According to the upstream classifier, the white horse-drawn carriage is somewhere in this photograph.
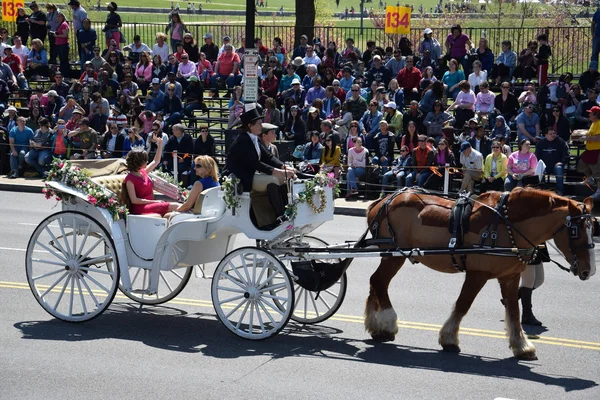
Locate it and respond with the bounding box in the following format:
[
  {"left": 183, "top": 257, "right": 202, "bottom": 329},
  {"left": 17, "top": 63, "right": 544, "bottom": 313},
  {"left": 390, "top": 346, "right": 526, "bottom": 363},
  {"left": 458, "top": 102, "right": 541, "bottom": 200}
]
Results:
[{"left": 27, "top": 171, "right": 347, "bottom": 340}]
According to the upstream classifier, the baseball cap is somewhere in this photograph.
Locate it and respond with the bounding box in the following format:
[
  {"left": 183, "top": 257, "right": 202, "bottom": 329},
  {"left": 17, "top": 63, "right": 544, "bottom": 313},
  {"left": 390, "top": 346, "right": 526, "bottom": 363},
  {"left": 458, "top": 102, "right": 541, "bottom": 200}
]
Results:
[
  {"left": 291, "top": 78, "right": 301, "bottom": 85},
  {"left": 188, "top": 75, "right": 199, "bottom": 82},
  {"left": 151, "top": 78, "right": 160, "bottom": 84},
  {"left": 384, "top": 102, "right": 397, "bottom": 110},
  {"left": 6, "top": 106, "right": 17, "bottom": 112},
  {"left": 47, "top": 90, "right": 58, "bottom": 97},
  {"left": 203, "top": 32, "right": 213, "bottom": 39},
  {"left": 424, "top": 28, "right": 433, "bottom": 35},
  {"left": 460, "top": 141, "right": 472, "bottom": 152},
  {"left": 300, "top": 34, "right": 308, "bottom": 40},
  {"left": 223, "top": 36, "right": 231, "bottom": 41}
]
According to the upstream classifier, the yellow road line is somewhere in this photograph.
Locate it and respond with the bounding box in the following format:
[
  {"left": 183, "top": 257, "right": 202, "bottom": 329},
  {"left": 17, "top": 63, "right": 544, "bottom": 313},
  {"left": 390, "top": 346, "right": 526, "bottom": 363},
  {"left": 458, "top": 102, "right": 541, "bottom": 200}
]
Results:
[{"left": 2, "top": 280, "right": 599, "bottom": 351}]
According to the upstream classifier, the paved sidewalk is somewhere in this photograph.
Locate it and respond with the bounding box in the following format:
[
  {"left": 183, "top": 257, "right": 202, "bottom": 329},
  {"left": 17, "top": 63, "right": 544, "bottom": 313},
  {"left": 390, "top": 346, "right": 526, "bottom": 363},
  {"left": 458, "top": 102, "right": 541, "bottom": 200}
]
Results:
[{"left": 0, "top": 175, "right": 373, "bottom": 216}]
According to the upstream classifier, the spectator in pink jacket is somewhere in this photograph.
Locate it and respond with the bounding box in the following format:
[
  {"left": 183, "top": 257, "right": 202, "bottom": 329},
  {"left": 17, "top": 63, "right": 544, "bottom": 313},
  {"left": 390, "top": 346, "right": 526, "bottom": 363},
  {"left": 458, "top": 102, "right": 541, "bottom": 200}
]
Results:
[{"left": 135, "top": 50, "right": 153, "bottom": 95}]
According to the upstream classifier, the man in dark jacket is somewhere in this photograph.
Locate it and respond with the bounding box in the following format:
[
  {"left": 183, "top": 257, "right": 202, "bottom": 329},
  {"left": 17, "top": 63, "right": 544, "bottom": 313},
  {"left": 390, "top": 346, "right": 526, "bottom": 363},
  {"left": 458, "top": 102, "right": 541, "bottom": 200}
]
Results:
[
  {"left": 164, "top": 123, "right": 194, "bottom": 182},
  {"left": 346, "top": 83, "right": 368, "bottom": 121},
  {"left": 469, "top": 125, "right": 492, "bottom": 159},
  {"left": 372, "top": 120, "right": 395, "bottom": 173},
  {"left": 200, "top": 33, "right": 219, "bottom": 63},
  {"left": 535, "top": 129, "right": 569, "bottom": 195},
  {"left": 99, "top": 124, "right": 125, "bottom": 158}
]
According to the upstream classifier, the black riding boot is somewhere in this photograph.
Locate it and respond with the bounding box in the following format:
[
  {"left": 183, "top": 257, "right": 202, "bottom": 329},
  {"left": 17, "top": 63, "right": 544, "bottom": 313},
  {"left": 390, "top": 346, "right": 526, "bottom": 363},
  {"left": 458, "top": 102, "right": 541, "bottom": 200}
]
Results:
[
  {"left": 520, "top": 287, "right": 542, "bottom": 326},
  {"left": 266, "top": 183, "right": 285, "bottom": 219},
  {"left": 279, "top": 184, "right": 289, "bottom": 207}
]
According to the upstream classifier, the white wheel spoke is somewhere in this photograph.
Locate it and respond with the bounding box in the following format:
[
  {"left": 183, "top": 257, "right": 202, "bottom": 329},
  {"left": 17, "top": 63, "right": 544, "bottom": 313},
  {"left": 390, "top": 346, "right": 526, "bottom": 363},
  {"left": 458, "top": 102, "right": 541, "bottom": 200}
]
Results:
[
  {"left": 255, "top": 303, "right": 265, "bottom": 334},
  {"left": 222, "top": 269, "right": 247, "bottom": 289},
  {"left": 77, "top": 237, "right": 105, "bottom": 263},
  {"left": 318, "top": 294, "right": 332, "bottom": 310},
  {"left": 68, "top": 277, "right": 75, "bottom": 317},
  {"left": 159, "top": 271, "right": 174, "bottom": 293},
  {"left": 294, "top": 288, "right": 305, "bottom": 313},
  {"left": 235, "top": 301, "right": 251, "bottom": 330},
  {"left": 76, "top": 223, "right": 91, "bottom": 257},
  {"left": 142, "top": 270, "right": 148, "bottom": 299},
  {"left": 225, "top": 298, "right": 247, "bottom": 319},
  {"left": 257, "top": 299, "right": 276, "bottom": 325},
  {"left": 32, "top": 259, "right": 65, "bottom": 267},
  {"left": 324, "top": 288, "right": 340, "bottom": 299},
  {"left": 39, "top": 271, "right": 69, "bottom": 298},
  {"left": 240, "top": 255, "right": 252, "bottom": 285},
  {"left": 303, "top": 286, "right": 308, "bottom": 319},
  {"left": 170, "top": 269, "right": 184, "bottom": 280},
  {"left": 44, "top": 226, "right": 68, "bottom": 258},
  {"left": 58, "top": 219, "right": 73, "bottom": 257},
  {"left": 72, "top": 219, "right": 77, "bottom": 260},
  {"left": 259, "top": 282, "right": 288, "bottom": 293},
  {"left": 258, "top": 298, "right": 285, "bottom": 317},
  {"left": 79, "top": 274, "right": 100, "bottom": 307},
  {"left": 228, "top": 260, "right": 247, "bottom": 286},
  {"left": 251, "top": 253, "right": 258, "bottom": 285},
  {"left": 32, "top": 268, "right": 65, "bottom": 281},
  {"left": 81, "top": 272, "right": 111, "bottom": 294},
  {"left": 261, "top": 293, "right": 290, "bottom": 302},
  {"left": 216, "top": 286, "right": 246, "bottom": 294},
  {"left": 79, "top": 254, "right": 114, "bottom": 267},
  {"left": 219, "top": 294, "right": 245, "bottom": 305},
  {"left": 35, "top": 241, "right": 67, "bottom": 263},
  {"left": 78, "top": 266, "right": 114, "bottom": 276},
  {"left": 52, "top": 275, "right": 71, "bottom": 312},
  {"left": 130, "top": 267, "right": 143, "bottom": 287},
  {"left": 75, "top": 276, "right": 88, "bottom": 315},
  {"left": 310, "top": 292, "right": 320, "bottom": 317},
  {"left": 255, "top": 259, "right": 269, "bottom": 287},
  {"left": 249, "top": 303, "right": 254, "bottom": 334}
]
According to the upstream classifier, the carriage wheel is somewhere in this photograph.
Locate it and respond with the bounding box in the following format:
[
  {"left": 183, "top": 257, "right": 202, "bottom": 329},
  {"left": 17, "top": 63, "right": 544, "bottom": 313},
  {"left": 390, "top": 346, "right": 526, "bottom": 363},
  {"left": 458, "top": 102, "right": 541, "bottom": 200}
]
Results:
[
  {"left": 212, "top": 247, "right": 294, "bottom": 340},
  {"left": 280, "top": 235, "right": 348, "bottom": 324},
  {"left": 119, "top": 265, "right": 193, "bottom": 305},
  {"left": 26, "top": 211, "right": 120, "bottom": 322}
]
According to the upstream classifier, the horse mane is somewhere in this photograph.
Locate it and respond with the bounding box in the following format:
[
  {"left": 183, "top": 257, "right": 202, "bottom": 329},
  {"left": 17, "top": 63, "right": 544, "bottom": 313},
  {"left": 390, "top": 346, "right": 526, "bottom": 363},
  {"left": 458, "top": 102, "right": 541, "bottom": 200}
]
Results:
[{"left": 503, "top": 187, "right": 571, "bottom": 222}]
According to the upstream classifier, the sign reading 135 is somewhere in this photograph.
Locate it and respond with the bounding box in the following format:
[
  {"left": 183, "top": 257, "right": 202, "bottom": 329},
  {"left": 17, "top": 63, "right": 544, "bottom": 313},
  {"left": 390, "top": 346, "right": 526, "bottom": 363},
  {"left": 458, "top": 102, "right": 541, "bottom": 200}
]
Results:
[
  {"left": 385, "top": 6, "right": 411, "bottom": 34},
  {"left": 2, "top": 0, "right": 24, "bottom": 22}
]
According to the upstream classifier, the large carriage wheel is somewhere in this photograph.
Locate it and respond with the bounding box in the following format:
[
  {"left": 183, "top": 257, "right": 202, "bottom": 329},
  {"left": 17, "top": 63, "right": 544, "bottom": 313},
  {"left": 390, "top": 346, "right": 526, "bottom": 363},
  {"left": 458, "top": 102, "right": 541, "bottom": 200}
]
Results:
[
  {"left": 281, "top": 236, "right": 348, "bottom": 324},
  {"left": 119, "top": 264, "right": 193, "bottom": 305},
  {"left": 26, "top": 211, "right": 120, "bottom": 322},
  {"left": 212, "top": 247, "right": 294, "bottom": 340}
]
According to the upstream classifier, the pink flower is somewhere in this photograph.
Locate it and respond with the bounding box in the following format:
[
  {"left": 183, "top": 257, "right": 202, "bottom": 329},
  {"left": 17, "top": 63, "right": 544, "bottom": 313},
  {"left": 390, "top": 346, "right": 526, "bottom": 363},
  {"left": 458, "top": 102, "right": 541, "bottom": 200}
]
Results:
[
  {"left": 82, "top": 181, "right": 87, "bottom": 186},
  {"left": 87, "top": 195, "right": 97, "bottom": 205},
  {"left": 327, "top": 172, "right": 334, "bottom": 179},
  {"left": 55, "top": 196, "right": 61, "bottom": 201},
  {"left": 108, "top": 198, "right": 115, "bottom": 205},
  {"left": 58, "top": 163, "right": 64, "bottom": 169}
]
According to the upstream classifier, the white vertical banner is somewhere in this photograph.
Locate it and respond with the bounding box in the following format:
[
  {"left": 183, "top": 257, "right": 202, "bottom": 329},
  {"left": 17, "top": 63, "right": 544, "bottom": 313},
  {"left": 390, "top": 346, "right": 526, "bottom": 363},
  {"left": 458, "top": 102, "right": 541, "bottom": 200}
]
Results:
[{"left": 244, "top": 48, "right": 260, "bottom": 102}]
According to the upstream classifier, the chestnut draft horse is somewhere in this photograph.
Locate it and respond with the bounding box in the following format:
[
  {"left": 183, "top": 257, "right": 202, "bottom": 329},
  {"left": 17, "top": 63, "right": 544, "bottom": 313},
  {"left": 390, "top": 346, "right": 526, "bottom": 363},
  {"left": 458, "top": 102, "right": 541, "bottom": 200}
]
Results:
[{"left": 364, "top": 187, "right": 596, "bottom": 359}]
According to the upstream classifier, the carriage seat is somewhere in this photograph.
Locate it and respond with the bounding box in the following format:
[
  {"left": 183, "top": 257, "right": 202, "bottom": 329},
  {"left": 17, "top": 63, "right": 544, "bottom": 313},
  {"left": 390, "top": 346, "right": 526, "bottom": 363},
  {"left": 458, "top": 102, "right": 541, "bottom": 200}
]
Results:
[
  {"left": 169, "top": 187, "right": 225, "bottom": 225},
  {"left": 92, "top": 174, "right": 127, "bottom": 198}
]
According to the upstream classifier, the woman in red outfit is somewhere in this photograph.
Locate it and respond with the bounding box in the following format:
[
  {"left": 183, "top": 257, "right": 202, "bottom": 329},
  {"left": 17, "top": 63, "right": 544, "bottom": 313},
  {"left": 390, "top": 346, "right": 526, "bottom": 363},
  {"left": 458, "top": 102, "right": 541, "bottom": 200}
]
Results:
[{"left": 121, "top": 137, "right": 179, "bottom": 217}]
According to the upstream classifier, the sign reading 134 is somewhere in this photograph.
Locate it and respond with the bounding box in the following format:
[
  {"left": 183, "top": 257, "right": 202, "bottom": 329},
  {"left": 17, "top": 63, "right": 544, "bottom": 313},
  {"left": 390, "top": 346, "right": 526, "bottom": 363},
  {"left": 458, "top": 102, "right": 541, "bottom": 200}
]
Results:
[
  {"left": 2, "top": 0, "right": 24, "bottom": 22},
  {"left": 384, "top": 6, "right": 411, "bottom": 34}
]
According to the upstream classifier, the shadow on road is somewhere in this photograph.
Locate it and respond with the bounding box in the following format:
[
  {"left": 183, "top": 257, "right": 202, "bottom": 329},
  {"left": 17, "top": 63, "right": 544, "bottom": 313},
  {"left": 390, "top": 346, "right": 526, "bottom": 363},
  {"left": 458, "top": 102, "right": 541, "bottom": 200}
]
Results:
[{"left": 14, "top": 303, "right": 598, "bottom": 393}]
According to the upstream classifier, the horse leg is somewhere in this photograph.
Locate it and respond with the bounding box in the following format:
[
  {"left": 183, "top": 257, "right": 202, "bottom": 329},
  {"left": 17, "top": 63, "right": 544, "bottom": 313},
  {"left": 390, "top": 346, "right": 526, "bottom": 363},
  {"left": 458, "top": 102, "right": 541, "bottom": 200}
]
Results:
[
  {"left": 364, "top": 256, "right": 405, "bottom": 342},
  {"left": 439, "top": 270, "right": 491, "bottom": 353},
  {"left": 498, "top": 274, "right": 537, "bottom": 360}
]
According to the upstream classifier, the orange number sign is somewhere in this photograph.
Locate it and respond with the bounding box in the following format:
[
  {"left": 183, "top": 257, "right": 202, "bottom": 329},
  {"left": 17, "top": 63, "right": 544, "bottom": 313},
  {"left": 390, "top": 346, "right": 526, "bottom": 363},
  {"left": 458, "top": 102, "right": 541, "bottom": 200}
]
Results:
[
  {"left": 2, "top": 0, "right": 23, "bottom": 22},
  {"left": 385, "top": 6, "right": 411, "bottom": 35}
]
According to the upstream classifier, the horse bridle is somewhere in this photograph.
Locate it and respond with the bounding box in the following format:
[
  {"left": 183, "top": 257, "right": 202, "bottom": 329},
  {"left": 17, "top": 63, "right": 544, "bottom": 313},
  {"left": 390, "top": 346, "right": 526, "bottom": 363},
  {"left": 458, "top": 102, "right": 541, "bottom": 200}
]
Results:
[{"left": 549, "top": 202, "right": 596, "bottom": 274}]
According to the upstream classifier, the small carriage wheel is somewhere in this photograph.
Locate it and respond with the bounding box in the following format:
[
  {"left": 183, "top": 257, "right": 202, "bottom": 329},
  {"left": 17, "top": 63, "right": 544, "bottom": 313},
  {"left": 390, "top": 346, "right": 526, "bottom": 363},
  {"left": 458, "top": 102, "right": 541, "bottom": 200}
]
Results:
[
  {"left": 118, "top": 265, "right": 193, "bottom": 305},
  {"left": 26, "top": 211, "right": 120, "bottom": 322},
  {"left": 212, "top": 247, "right": 295, "bottom": 340},
  {"left": 280, "top": 236, "right": 348, "bottom": 324}
]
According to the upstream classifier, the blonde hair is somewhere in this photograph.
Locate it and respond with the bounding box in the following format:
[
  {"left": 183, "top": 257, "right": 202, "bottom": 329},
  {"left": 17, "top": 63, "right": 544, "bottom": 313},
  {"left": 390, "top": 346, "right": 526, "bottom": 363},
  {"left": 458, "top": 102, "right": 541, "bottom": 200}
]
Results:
[
  {"left": 156, "top": 32, "right": 168, "bottom": 42},
  {"left": 194, "top": 155, "right": 219, "bottom": 182}
]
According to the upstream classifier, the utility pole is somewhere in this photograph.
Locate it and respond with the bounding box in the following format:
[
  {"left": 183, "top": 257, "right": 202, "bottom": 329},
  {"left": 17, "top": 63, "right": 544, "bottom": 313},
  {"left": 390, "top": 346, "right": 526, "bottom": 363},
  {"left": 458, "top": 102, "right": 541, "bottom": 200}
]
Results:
[{"left": 246, "top": 0, "right": 255, "bottom": 47}]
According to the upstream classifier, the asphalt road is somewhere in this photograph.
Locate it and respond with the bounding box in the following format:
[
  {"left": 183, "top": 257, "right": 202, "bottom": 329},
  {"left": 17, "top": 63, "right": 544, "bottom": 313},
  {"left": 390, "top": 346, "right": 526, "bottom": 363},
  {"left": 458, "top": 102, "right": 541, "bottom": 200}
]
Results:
[{"left": 1, "top": 192, "right": 599, "bottom": 400}]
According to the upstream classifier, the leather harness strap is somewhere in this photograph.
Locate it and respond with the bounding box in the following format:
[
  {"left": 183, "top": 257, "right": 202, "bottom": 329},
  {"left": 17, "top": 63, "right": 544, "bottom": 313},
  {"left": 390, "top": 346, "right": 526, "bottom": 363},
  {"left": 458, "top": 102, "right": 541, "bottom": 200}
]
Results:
[{"left": 480, "top": 191, "right": 510, "bottom": 248}]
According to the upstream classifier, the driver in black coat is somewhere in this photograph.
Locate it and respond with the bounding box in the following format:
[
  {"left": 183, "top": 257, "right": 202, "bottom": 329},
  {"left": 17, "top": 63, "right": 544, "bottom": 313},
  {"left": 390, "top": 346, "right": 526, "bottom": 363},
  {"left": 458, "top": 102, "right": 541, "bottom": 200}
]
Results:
[{"left": 225, "top": 103, "right": 296, "bottom": 224}]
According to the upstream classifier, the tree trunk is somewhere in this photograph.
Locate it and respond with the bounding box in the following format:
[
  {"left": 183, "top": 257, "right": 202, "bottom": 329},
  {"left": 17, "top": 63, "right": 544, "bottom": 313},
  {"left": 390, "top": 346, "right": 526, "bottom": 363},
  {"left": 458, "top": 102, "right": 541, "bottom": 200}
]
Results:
[{"left": 295, "top": 0, "right": 316, "bottom": 48}]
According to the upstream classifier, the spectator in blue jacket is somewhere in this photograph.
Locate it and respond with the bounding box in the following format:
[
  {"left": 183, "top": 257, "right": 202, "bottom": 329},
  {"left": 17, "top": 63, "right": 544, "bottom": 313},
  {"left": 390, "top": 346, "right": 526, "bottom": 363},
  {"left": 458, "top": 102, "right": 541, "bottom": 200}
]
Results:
[
  {"left": 77, "top": 18, "right": 96, "bottom": 71},
  {"left": 359, "top": 99, "right": 383, "bottom": 150},
  {"left": 8, "top": 116, "right": 34, "bottom": 178},
  {"left": 144, "top": 78, "right": 165, "bottom": 112}
]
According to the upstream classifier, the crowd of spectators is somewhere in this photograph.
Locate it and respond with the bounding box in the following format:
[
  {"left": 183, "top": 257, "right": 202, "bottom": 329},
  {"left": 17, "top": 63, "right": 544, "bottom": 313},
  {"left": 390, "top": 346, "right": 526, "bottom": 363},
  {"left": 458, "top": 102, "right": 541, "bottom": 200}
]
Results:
[{"left": 2, "top": 3, "right": 600, "bottom": 200}]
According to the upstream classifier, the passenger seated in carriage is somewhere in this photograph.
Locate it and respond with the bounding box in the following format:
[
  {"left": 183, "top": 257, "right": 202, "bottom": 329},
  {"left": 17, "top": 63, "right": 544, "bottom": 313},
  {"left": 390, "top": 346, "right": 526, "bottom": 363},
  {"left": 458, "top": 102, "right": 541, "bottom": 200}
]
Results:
[
  {"left": 224, "top": 103, "right": 296, "bottom": 227},
  {"left": 176, "top": 155, "right": 220, "bottom": 213},
  {"left": 120, "top": 137, "right": 180, "bottom": 217}
]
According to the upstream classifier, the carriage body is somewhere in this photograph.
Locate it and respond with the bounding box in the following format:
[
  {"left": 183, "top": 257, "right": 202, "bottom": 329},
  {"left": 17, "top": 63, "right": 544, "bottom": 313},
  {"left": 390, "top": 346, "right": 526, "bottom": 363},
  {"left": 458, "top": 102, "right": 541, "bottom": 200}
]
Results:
[{"left": 28, "top": 177, "right": 339, "bottom": 339}]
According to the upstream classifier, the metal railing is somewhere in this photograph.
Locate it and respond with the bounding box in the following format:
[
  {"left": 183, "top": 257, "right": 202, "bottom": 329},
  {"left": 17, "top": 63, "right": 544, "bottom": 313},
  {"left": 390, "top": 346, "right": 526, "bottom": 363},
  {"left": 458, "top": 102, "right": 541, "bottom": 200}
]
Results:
[{"left": 0, "top": 21, "right": 592, "bottom": 74}]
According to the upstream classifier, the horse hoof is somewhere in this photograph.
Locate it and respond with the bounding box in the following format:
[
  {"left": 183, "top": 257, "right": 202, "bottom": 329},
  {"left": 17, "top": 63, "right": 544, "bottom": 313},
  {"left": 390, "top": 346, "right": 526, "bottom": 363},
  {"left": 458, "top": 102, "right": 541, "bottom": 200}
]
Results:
[
  {"left": 442, "top": 344, "right": 461, "bottom": 353},
  {"left": 515, "top": 351, "right": 538, "bottom": 361},
  {"left": 371, "top": 332, "right": 395, "bottom": 342}
]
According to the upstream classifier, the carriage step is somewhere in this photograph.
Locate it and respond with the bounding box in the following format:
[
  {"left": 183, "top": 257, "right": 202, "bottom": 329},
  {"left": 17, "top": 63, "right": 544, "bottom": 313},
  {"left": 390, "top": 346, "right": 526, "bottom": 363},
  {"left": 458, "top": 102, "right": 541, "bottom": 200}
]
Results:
[{"left": 130, "top": 289, "right": 156, "bottom": 295}]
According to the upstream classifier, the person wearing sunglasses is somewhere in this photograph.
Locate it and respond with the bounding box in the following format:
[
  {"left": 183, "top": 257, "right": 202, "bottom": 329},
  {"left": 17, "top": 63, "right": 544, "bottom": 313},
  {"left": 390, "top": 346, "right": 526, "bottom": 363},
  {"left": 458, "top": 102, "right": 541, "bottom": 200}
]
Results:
[
  {"left": 406, "top": 134, "right": 435, "bottom": 188},
  {"left": 534, "top": 129, "right": 569, "bottom": 196},
  {"left": 516, "top": 101, "right": 541, "bottom": 143},
  {"left": 480, "top": 140, "right": 507, "bottom": 193},
  {"left": 381, "top": 145, "right": 412, "bottom": 196},
  {"left": 513, "top": 40, "right": 538, "bottom": 81},
  {"left": 574, "top": 88, "right": 600, "bottom": 130}
]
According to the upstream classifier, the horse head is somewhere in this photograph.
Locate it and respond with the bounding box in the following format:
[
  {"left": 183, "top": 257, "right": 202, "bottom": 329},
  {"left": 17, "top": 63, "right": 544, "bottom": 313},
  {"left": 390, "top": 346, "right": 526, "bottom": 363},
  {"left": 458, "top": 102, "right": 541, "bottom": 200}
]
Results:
[{"left": 552, "top": 197, "right": 597, "bottom": 281}]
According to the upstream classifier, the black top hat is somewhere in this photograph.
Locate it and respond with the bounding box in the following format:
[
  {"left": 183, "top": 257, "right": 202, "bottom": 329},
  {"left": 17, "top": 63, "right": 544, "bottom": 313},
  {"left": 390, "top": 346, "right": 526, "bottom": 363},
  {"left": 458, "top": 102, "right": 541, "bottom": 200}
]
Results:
[{"left": 240, "top": 103, "right": 263, "bottom": 126}]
